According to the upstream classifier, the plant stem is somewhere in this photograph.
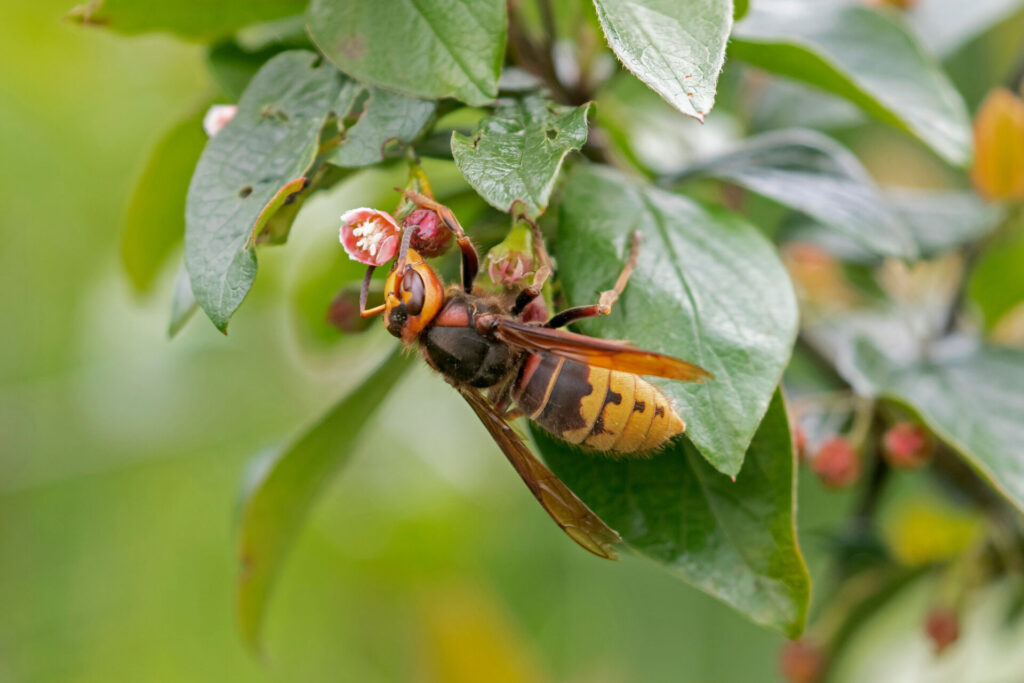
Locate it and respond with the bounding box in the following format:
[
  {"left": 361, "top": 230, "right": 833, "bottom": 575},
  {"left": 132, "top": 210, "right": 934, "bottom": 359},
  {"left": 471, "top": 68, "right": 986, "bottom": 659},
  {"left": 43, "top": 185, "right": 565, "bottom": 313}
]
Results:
[{"left": 506, "top": 0, "right": 588, "bottom": 105}]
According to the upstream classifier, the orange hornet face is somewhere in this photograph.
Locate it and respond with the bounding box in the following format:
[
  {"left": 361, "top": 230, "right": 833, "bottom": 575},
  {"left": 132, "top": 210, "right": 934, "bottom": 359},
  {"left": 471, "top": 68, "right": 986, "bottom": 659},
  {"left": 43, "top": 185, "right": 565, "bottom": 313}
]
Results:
[{"left": 383, "top": 248, "right": 445, "bottom": 344}]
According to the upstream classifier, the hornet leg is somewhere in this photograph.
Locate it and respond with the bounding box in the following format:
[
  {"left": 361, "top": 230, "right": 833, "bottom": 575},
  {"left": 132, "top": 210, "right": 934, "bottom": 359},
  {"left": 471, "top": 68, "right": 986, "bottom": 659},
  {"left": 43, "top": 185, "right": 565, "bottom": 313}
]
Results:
[
  {"left": 403, "top": 190, "right": 479, "bottom": 293},
  {"left": 510, "top": 213, "right": 554, "bottom": 317},
  {"left": 545, "top": 230, "right": 642, "bottom": 329}
]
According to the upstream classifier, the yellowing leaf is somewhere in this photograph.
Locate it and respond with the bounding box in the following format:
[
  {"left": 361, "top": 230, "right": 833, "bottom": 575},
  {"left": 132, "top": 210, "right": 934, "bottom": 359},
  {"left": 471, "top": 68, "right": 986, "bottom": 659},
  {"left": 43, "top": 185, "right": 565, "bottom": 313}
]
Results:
[
  {"left": 971, "top": 88, "right": 1024, "bottom": 200},
  {"left": 880, "top": 489, "right": 985, "bottom": 566},
  {"left": 417, "top": 585, "right": 549, "bottom": 683}
]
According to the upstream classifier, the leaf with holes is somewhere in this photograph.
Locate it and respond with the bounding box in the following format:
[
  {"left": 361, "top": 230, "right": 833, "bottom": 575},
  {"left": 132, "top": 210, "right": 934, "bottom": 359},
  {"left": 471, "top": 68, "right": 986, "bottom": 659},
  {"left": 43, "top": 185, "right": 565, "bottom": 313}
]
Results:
[
  {"left": 731, "top": 1, "right": 971, "bottom": 166},
  {"left": 185, "top": 51, "right": 341, "bottom": 332},
  {"left": 592, "top": 0, "right": 733, "bottom": 122},
  {"left": 557, "top": 165, "right": 798, "bottom": 476},
  {"left": 307, "top": 0, "right": 506, "bottom": 106},
  {"left": 676, "top": 129, "right": 917, "bottom": 260},
  {"left": 534, "top": 390, "right": 809, "bottom": 636},
  {"left": 453, "top": 96, "right": 591, "bottom": 215}
]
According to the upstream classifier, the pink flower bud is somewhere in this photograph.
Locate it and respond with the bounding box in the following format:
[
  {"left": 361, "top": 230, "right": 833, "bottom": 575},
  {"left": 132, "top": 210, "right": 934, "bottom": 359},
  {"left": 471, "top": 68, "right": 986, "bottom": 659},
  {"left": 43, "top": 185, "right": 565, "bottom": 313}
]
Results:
[
  {"left": 202, "top": 104, "right": 237, "bottom": 137},
  {"left": 811, "top": 437, "right": 860, "bottom": 489},
  {"left": 882, "top": 422, "right": 933, "bottom": 469},
  {"left": 779, "top": 639, "right": 826, "bottom": 683},
  {"left": 404, "top": 208, "right": 451, "bottom": 257},
  {"left": 484, "top": 224, "right": 535, "bottom": 288},
  {"left": 925, "top": 607, "right": 959, "bottom": 654},
  {"left": 339, "top": 208, "right": 401, "bottom": 266},
  {"left": 326, "top": 285, "right": 374, "bottom": 334},
  {"left": 488, "top": 253, "right": 529, "bottom": 285}
]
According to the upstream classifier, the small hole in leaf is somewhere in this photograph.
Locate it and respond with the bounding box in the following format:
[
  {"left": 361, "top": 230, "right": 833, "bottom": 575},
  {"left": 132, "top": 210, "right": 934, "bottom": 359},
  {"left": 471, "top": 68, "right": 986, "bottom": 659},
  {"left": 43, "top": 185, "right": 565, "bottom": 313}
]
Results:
[
  {"left": 545, "top": 128, "right": 558, "bottom": 140},
  {"left": 239, "top": 186, "right": 253, "bottom": 198}
]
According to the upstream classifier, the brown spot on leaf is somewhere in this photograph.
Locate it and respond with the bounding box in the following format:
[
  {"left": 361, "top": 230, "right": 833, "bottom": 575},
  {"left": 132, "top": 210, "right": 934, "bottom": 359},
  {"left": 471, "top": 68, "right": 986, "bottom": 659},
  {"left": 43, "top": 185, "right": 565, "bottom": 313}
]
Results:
[{"left": 338, "top": 35, "right": 367, "bottom": 61}]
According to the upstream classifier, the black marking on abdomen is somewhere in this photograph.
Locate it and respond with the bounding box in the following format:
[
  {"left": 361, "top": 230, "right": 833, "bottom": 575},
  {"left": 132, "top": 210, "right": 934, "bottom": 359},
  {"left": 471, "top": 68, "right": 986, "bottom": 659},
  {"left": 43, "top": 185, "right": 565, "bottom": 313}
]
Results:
[
  {"left": 538, "top": 358, "right": 591, "bottom": 432},
  {"left": 632, "top": 400, "right": 645, "bottom": 413},
  {"left": 514, "top": 353, "right": 559, "bottom": 416},
  {"left": 589, "top": 413, "right": 610, "bottom": 436},
  {"left": 654, "top": 405, "right": 665, "bottom": 417}
]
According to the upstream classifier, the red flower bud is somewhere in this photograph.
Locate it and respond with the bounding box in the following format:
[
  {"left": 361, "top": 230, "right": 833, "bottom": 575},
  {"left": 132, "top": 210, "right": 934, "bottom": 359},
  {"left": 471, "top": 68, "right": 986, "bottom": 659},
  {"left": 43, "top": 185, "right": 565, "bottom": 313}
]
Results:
[
  {"left": 404, "top": 208, "right": 451, "bottom": 257},
  {"left": 339, "top": 208, "right": 401, "bottom": 266},
  {"left": 882, "top": 422, "right": 933, "bottom": 469},
  {"left": 925, "top": 607, "right": 959, "bottom": 654},
  {"left": 779, "top": 639, "right": 826, "bottom": 683},
  {"left": 326, "top": 285, "right": 374, "bottom": 334},
  {"left": 811, "top": 437, "right": 860, "bottom": 489}
]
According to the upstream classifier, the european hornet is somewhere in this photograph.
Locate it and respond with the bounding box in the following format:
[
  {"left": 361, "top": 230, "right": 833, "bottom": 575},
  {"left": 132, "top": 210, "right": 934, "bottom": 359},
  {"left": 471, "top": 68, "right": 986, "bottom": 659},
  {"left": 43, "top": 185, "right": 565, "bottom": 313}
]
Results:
[{"left": 358, "top": 192, "right": 713, "bottom": 559}]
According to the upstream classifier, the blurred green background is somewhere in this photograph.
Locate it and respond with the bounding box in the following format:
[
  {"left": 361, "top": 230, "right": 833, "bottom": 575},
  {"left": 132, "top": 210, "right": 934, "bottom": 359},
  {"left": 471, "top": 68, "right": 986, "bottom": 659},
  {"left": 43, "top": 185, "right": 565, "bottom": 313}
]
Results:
[{"left": 2, "top": 2, "right": 1022, "bottom": 682}]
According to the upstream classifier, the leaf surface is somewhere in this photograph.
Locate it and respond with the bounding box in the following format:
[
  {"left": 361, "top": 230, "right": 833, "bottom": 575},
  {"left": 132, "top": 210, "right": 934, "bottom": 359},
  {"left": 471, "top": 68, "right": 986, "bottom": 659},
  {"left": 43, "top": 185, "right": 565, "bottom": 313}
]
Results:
[
  {"left": 851, "top": 340, "right": 1024, "bottom": 512},
  {"left": 236, "top": 348, "right": 414, "bottom": 650},
  {"left": 557, "top": 166, "right": 798, "bottom": 475},
  {"left": 307, "top": 0, "right": 506, "bottom": 105},
  {"left": 591, "top": 0, "right": 733, "bottom": 121},
  {"left": 906, "top": 0, "right": 1024, "bottom": 57},
  {"left": 453, "top": 97, "right": 591, "bottom": 214},
  {"left": 121, "top": 108, "right": 207, "bottom": 292},
  {"left": 677, "top": 129, "right": 917, "bottom": 259},
  {"left": 67, "top": 0, "right": 306, "bottom": 40},
  {"left": 185, "top": 51, "right": 341, "bottom": 331},
  {"left": 732, "top": 1, "right": 971, "bottom": 165},
  {"left": 168, "top": 263, "right": 198, "bottom": 339},
  {"left": 790, "top": 189, "right": 1005, "bottom": 263},
  {"left": 328, "top": 88, "right": 436, "bottom": 168},
  {"left": 534, "top": 391, "right": 809, "bottom": 635}
]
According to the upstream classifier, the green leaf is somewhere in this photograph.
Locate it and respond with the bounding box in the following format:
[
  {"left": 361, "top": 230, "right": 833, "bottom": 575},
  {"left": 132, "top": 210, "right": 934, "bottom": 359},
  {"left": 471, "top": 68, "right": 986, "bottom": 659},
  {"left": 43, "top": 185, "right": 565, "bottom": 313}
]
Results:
[
  {"left": 168, "top": 263, "right": 198, "bottom": 339},
  {"left": 121, "top": 108, "right": 207, "bottom": 293},
  {"left": 889, "top": 189, "right": 1006, "bottom": 258},
  {"left": 906, "top": 0, "right": 1024, "bottom": 57},
  {"left": 969, "top": 219, "right": 1024, "bottom": 328},
  {"left": 236, "top": 348, "right": 414, "bottom": 651},
  {"left": 185, "top": 51, "right": 341, "bottom": 332},
  {"left": 748, "top": 78, "right": 864, "bottom": 132},
  {"left": 731, "top": 2, "right": 972, "bottom": 166},
  {"left": 558, "top": 166, "right": 798, "bottom": 475},
  {"left": 452, "top": 97, "right": 591, "bottom": 215},
  {"left": 851, "top": 339, "right": 1024, "bottom": 513},
  {"left": 307, "top": 0, "right": 506, "bottom": 106},
  {"left": 591, "top": 0, "right": 732, "bottom": 122},
  {"left": 328, "top": 88, "right": 436, "bottom": 168},
  {"left": 785, "top": 189, "right": 1005, "bottom": 264},
  {"left": 734, "top": 0, "right": 749, "bottom": 20},
  {"left": 66, "top": 0, "right": 307, "bottom": 40},
  {"left": 207, "top": 43, "right": 290, "bottom": 101},
  {"left": 534, "top": 390, "right": 810, "bottom": 636},
  {"left": 675, "top": 129, "right": 917, "bottom": 260}
]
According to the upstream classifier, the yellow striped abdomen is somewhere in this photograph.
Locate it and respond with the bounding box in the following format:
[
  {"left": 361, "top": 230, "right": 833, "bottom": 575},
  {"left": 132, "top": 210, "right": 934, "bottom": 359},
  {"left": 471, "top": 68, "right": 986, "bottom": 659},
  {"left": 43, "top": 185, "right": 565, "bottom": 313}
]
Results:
[{"left": 512, "top": 353, "right": 685, "bottom": 454}]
